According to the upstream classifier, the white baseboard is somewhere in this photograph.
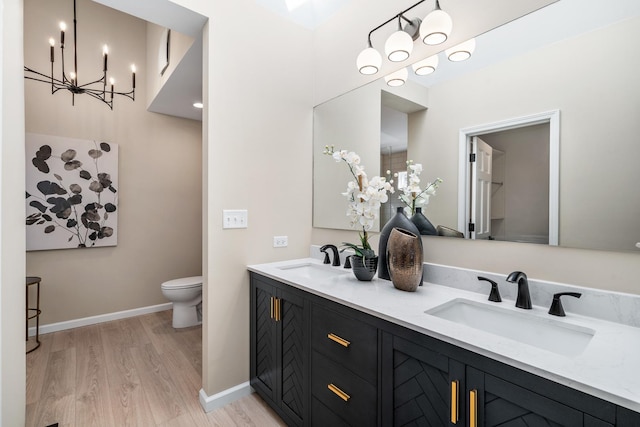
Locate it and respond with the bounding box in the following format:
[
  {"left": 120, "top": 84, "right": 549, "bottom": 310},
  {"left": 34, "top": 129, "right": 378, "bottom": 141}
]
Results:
[
  {"left": 28, "top": 302, "right": 173, "bottom": 336},
  {"left": 199, "top": 382, "right": 253, "bottom": 413}
]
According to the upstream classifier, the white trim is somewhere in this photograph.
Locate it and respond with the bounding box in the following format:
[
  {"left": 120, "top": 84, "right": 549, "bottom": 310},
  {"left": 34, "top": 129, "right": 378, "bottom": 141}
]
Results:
[
  {"left": 28, "top": 302, "right": 172, "bottom": 336},
  {"left": 199, "top": 382, "right": 253, "bottom": 413},
  {"left": 458, "top": 110, "right": 560, "bottom": 245}
]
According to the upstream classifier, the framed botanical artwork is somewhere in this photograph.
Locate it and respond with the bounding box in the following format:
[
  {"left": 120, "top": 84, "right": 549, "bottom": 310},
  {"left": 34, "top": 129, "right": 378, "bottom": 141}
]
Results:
[{"left": 25, "top": 133, "right": 119, "bottom": 251}]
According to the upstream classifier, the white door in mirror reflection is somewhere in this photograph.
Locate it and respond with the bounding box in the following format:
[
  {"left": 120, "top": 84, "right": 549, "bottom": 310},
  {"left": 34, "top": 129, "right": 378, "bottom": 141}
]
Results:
[{"left": 471, "top": 136, "right": 493, "bottom": 240}]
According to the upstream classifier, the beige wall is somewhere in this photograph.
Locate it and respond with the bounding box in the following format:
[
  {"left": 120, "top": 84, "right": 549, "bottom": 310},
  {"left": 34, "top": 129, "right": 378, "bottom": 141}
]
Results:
[
  {"left": 1, "top": 0, "right": 27, "bottom": 424},
  {"left": 198, "top": 0, "right": 314, "bottom": 397},
  {"left": 24, "top": 0, "right": 202, "bottom": 325}
]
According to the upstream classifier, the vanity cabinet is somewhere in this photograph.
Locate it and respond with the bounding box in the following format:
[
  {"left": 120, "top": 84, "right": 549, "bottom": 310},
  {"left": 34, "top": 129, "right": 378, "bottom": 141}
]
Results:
[
  {"left": 249, "top": 272, "right": 638, "bottom": 426},
  {"left": 250, "top": 274, "right": 308, "bottom": 426}
]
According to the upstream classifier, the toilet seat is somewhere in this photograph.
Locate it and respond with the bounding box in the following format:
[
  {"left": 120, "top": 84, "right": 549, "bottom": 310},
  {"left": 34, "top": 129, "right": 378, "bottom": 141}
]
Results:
[{"left": 161, "top": 276, "right": 202, "bottom": 291}]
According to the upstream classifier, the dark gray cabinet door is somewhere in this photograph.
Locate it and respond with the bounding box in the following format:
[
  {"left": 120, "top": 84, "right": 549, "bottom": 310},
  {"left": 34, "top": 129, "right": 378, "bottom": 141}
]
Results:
[
  {"left": 382, "top": 333, "right": 465, "bottom": 427},
  {"left": 251, "top": 278, "right": 278, "bottom": 403},
  {"left": 250, "top": 274, "right": 307, "bottom": 426},
  {"left": 278, "top": 288, "right": 306, "bottom": 425},
  {"left": 466, "top": 367, "right": 584, "bottom": 427}
]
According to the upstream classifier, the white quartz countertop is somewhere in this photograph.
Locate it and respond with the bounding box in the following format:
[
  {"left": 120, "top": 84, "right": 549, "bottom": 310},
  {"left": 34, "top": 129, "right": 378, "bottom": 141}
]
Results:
[{"left": 248, "top": 258, "right": 640, "bottom": 413}]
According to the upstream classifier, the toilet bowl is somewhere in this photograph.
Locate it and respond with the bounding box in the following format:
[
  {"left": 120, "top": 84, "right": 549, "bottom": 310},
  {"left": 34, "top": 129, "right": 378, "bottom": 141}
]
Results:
[{"left": 161, "top": 276, "right": 203, "bottom": 328}]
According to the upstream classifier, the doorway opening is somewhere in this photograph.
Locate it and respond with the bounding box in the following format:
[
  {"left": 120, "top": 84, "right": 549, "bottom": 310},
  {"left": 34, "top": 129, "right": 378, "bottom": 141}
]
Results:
[{"left": 458, "top": 110, "right": 559, "bottom": 245}]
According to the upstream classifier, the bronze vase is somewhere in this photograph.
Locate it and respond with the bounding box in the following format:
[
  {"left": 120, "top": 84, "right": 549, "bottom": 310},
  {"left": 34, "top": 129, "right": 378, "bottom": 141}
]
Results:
[{"left": 387, "top": 228, "right": 423, "bottom": 292}]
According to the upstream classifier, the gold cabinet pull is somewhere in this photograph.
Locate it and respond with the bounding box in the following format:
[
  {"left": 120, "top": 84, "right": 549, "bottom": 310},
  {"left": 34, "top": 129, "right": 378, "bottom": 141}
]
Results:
[
  {"left": 276, "top": 298, "right": 281, "bottom": 321},
  {"left": 327, "top": 333, "right": 351, "bottom": 347},
  {"left": 270, "top": 296, "right": 274, "bottom": 320},
  {"left": 469, "top": 389, "right": 478, "bottom": 427},
  {"left": 450, "top": 380, "right": 459, "bottom": 424},
  {"left": 274, "top": 298, "right": 280, "bottom": 321},
  {"left": 327, "top": 383, "right": 350, "bottom": 402}
]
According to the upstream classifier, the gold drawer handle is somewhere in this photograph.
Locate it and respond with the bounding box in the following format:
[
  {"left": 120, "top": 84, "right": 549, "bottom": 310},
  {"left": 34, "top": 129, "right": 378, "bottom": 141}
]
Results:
[
  {"left": 470, "top": 389, "right": 478, "bottom": 427},
  {"left": 451, "top": 380, "right": 459, "bottom": 424},
  {"left": 327, "top": 333, "right": 351, "bottom": 347},
  {"left": 327, "top": 383, "right": 350, "bottom": 402}
]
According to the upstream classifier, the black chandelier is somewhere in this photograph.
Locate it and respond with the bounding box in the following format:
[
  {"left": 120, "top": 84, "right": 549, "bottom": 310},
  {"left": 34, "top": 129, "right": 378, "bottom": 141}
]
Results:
[{"left": 24, "top": 0, "right": 136, "bottom": 110}]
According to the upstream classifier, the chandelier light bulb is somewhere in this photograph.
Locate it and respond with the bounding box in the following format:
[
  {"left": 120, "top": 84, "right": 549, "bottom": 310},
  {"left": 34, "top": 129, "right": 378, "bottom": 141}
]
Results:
[
  {"left": 446, "top": 38, "right": 476, "bottom": 62},
  {"left": 49, "top": 38, "right": 55, "bottom": 47},
  {"left": 103, "top": 45, "right": 109, "bottom": 55},
  {"left": 131, "top": 64, "right": 136, "bottom": 73},
  {"left": 357, "top": 46, "right": 382, "bottom": 75},
  {"left": 109, "top": 77, "right": 115, "bottom": 85},
  {"left": 384, "top": 67, "right": 408, "bottom": 87},
  {"left": 412, "top": 54, "right": 439, "bottom": 76},
  {"left": 420, "top": 8, "right": 452, "bottom": 45},
  {"left": 385, "top": 24, "right": 413, "bottom": 62},
  {"left": 59, "top": 22, "right": 67, "bottom": 31}
]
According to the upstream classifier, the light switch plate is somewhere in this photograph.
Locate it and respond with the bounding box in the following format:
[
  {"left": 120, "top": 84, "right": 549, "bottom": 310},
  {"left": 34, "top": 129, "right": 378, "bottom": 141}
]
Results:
[{"left": 223, "top": 209, "right": 248, "bottom": 229}]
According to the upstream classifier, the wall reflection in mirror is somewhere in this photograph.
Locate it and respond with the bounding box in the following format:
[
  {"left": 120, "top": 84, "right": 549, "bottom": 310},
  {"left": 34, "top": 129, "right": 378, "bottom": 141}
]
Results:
[{"left": 313, "top": 0, "right": 640, "bottom": 253}]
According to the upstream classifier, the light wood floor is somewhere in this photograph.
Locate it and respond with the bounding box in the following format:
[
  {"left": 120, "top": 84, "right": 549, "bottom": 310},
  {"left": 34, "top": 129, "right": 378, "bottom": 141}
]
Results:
[{"left": 26, "top": 310, "right": 286, "bottom": 427}]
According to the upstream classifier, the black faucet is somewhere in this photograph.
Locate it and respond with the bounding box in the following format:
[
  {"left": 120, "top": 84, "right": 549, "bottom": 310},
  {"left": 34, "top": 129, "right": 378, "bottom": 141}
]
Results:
[
  {"left": 548, "top": 292, "right": 582, "bottom": 317},
  {"left": 506, "top": 271, "right": 532, "bottom": 309},
  {"left": 320, "top": 244, "right": 341, "bottom": 266},
  {"left": 478, "top": 276, "right": 502, "bottom": 302}
]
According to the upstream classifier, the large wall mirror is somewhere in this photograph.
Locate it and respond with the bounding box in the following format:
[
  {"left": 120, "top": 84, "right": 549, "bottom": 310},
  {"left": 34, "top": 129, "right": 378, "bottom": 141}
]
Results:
[{"left": 313, "top": 0, "right": 640, "bottom": 253}]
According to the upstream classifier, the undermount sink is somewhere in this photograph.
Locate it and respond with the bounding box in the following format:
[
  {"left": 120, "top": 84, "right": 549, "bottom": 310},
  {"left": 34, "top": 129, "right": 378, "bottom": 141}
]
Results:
[
  {"left": 277, "top": 262, "right": 347, "bottom": 280},
  {"left": 426, "top": 299, "right": 595, "bottom": 358}
]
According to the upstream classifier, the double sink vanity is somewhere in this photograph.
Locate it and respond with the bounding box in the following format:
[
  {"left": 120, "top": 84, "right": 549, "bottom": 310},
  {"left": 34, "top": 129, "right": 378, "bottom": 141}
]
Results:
[{"left": 248, "top": 254, "right": 640, "bottom": 426}]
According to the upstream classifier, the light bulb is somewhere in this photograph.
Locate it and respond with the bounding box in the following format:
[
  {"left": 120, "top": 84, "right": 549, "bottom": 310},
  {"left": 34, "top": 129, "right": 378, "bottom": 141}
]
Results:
[
  {"left": 103, "top": 45, "right": 109, "bottom": 55},
  {"left": 412, "top": 54, "right": 439, "bottom": 76},
  {"left": 385, "top": 30, "right": 413, "bottom": 62},
  {"left": 420, "top": 9, "right": 452, "bottom": 45},
  {"left": 446, "top": 38, "right": 476, "bottom": 62},
  {"left": 384, "top": 68, "right": 408, "bottom": 87},
  {"left": 49, "top": 38, "right": 55, "bottom": 47},
  {"left": 356, "top": 46, "right": 382, "bottom": 75},
  {"left": 59, "top": 22, "right": 67, "bottom": 31},
  {"left": 109, "top": 77, "right": 115, "bottom": 85}
]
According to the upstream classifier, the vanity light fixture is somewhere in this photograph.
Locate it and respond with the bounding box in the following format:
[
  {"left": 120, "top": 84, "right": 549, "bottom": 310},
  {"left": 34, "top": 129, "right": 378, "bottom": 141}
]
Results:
[
  {"left": 23, "top": 0, "right": 136, "bottom": 110},
  {"left": 412, "top": 54, "right": 439, "bottom": 75},
  {"left": 384, "top": 67, "right": 408, "bottom": 87},
  {"left": 446, "top": 38, "right": 476, "bottom": 62},
  {"left": 356, "top": 0, "right": 452, "bottom": 75}
]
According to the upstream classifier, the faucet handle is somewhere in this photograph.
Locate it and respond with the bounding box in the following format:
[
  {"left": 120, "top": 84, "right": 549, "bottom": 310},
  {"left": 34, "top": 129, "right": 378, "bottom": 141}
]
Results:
[
  {"left": 321, "top": 251, "right": 331, "bottom": 264},
  {"left": 478, "top": 276, "right": 502, "bottom": 302},
  {"left": 343, "top": 255, "right": 352, "bottom": 269},
  {"left": 548, "top": 292, "right": 582, "bottom": 317}
]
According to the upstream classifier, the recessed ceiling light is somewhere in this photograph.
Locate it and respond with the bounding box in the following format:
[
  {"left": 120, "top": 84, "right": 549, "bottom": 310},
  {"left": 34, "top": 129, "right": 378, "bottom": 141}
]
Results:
[{"left": 193, "top": 102, "right": 203, "bottom": 109}]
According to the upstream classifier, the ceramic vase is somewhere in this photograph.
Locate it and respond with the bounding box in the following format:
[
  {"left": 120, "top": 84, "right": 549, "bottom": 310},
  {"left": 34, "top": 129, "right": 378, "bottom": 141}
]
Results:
[
  {"left": 351, "top": 256, "right": 378, "bottom": 281},
  {"left": 410, "top": 207, "right": 437, "bottom": 235},
  {"left": 387, "top": 228, "right": 423, "bottom": 292},
  {"left": 378, "top": 207, "right": 420, "bottom": 280}
]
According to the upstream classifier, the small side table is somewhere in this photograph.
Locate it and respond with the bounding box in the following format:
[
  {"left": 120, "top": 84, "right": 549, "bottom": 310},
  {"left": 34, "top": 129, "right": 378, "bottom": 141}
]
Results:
[{"left": 26, "top": 276, "right": 42, "bottom": 354}]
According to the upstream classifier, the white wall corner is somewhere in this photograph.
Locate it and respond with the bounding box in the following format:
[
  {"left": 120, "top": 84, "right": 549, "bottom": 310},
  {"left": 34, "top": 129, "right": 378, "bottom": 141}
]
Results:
[{"left": 198, "top": 382, "right": 253, "bottom": 413}]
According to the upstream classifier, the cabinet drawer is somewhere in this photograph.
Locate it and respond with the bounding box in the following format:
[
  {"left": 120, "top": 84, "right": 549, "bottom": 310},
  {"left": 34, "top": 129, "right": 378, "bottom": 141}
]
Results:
[
  {"left": 311, "top": 397, "right": 351, "bottom": 427},
  {"left": 311, "top": 351, "right": 376, "bottom": 426},
  {"left": 311, "top": 304, "right": 377, "bottom": 384}
]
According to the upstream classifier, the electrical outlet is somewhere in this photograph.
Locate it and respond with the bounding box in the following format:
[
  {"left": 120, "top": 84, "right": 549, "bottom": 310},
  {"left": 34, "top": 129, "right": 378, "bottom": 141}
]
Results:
[
  {"left": 223, "top": 209, "right": 248, "bottom": 229},
  {"left": 273, "top": 236, "right": 288, "bottom": 247}
]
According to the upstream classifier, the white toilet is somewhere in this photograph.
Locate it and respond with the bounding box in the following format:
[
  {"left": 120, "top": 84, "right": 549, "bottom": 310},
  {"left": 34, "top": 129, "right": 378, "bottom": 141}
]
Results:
[{"left": 161, "top": 276, "right": 203, "bottom": 328}]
